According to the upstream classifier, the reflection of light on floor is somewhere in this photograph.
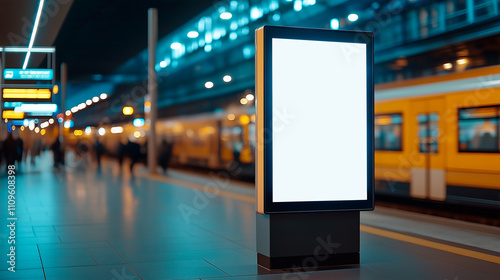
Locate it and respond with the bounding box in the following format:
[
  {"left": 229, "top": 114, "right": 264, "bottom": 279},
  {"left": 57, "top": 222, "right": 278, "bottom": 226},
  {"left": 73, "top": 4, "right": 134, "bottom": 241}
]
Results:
[
  {"left": 122, "top": 180, "right": 138, "bottom": 227},
  {"left": 76, "top": 183, "right": 87, "bottom": 199},
  {"left": 240, "top": 203, "right": 254, "bottom": 241},
  {"left": 61, "top": 152, "right": 109, "bottom": 223}
]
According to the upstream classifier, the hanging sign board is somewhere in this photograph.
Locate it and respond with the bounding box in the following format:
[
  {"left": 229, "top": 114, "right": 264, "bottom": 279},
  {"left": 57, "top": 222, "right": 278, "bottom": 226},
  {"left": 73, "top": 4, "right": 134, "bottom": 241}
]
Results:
[
  {"left": 3, "top": 69, "right": 54, "bottom": 80},
  {"left": 2, "top": 88, "right": 52, "bottom": 102},
  {"left": 255, "top": 26, "right": 374, "bottom": 213}
]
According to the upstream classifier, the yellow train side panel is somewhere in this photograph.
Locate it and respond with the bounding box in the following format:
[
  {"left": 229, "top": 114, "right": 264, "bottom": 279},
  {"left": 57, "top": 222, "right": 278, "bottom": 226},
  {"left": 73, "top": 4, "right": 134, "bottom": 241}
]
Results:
[
  {"left": 374, "top": 167, "right": 411, "bottom": 182},
  {"left": 447, "top": 171, "right": 500, "bottom": 189}
]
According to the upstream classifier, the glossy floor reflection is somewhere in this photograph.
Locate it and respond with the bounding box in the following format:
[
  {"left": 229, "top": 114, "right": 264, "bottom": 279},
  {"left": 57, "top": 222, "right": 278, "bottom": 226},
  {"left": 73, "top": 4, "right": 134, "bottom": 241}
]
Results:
[{"left": 1, "top": 151, "right": 499, "bottom": 280}]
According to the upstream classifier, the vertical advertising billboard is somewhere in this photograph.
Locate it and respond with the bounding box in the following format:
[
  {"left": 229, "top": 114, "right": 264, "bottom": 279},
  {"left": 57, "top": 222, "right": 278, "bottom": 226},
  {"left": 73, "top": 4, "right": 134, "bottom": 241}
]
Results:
[{"left": 256, "top": 26, "right": 374, "bottom": 213}]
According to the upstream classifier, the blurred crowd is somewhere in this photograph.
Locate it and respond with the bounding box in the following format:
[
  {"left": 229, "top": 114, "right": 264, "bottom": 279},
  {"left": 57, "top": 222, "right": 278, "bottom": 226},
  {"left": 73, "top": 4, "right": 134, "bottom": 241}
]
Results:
[
  {"left": 0, "top": 131, "right": 174, "bottom": 175},
  {"left": 0, "top": 131, "right": 44, "bottom": 171},
  {"left": 70, "top": 136, "right": 174, "bottom": 174}
]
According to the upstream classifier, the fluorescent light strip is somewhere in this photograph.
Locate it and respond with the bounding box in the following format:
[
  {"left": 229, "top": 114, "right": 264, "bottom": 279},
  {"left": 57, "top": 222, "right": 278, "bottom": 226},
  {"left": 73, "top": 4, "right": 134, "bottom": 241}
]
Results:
[
  {"left": 22, "top": 0, "right": 45, "bottom": 70},
  {"left": 4, "top": 47, "right": 55, "bottom": 53},
  {"left": 23, "top": 52, "right": 32, "bottom": 70}
]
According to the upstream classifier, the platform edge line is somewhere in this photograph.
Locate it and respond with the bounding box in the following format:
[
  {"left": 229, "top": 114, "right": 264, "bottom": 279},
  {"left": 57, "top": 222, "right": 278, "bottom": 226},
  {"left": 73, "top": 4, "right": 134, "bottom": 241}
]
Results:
[{"left": 360, "top": 225, "right": 500, "bottom": 265}]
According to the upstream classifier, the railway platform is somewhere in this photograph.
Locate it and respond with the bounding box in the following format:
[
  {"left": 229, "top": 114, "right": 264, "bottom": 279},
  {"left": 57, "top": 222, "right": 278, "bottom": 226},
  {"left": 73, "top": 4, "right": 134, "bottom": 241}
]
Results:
[{"left": 1, "top": 152, "right": 499, "bottom": 280}]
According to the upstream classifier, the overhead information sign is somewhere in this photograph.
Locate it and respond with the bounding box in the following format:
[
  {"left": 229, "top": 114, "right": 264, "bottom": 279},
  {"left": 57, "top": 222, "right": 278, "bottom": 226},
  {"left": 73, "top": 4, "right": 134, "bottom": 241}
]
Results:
[
  {"left": 2, "top": 88, "right": 52, "bottom": 101},
  {"left": 2, "top": 101, "right": 57, "bottom": 120},
  {"left": 2, "top": 110, "right": 25, "bottom": 119},
  {"left": 2, "top": 102, "right": 57, "bottom": 119},
  {"left": 255, "top": 26, "right": 374, "bottom": 213},
  {"left": 3, "top": 103, "right": 57, "bottom": 114},
  {"left": 13, "top": 103, "right": 57, "bottom": 114},
  {"left": 3, "top": 69, "right": 54, "bottom": 80}
]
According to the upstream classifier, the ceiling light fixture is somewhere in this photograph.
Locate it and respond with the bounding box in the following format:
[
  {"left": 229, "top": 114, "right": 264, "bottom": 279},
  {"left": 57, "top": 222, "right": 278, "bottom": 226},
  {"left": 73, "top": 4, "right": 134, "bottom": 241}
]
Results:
[{"left": 23, "top": 0, "right": 46, "bottom": 70}]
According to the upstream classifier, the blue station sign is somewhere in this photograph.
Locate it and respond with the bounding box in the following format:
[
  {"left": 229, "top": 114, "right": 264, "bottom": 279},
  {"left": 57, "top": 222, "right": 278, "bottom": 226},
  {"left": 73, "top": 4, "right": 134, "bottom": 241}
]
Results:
[{"left": 3, "top": 69, "right": 54, "bottom": 80}]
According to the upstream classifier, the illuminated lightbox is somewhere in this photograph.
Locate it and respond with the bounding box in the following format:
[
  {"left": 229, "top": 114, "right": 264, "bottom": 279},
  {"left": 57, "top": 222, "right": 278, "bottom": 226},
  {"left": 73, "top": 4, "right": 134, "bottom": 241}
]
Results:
[
  {"left": 256, "top": 26, "right": 374, "bottom": 213},
  {"left": 3, "top": 69, "right": 54, "bottom": 80}
]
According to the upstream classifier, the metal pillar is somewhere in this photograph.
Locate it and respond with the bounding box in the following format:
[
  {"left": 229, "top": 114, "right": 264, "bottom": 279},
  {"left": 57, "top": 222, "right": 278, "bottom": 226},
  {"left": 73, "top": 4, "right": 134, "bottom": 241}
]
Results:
[
  {"left": 0, "top": 54, "right": 3, "bottom": 138},
  {"left": 147, "top": 8, "right": 158, "bottom": 173},
  {"left": 60, "top": 63, "right": 67, "bottom": 160}
]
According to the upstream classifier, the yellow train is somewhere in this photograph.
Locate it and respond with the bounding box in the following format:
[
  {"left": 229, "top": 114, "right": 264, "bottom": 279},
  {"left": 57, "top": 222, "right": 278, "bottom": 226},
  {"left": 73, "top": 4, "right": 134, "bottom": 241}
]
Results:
[
  {"left": 155, "top": 104, "right": 255, "bottom": 176},
  {"left": 65, "top": 97, "right": 256, "bottom": 177},
  {"left": 375, "top": 65, "right": 500, "bottom": 209}
]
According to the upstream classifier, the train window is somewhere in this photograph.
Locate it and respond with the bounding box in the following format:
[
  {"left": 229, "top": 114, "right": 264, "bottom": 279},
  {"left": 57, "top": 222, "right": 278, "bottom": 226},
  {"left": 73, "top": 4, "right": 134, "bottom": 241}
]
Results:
[
  {"left": 459, "top": 106, "right": 500, "bottom": 152},
  {"left": 459, "top": 106, "right": 497, "bottom": 119},
  {"left": 375, "top": 114, "right": 402, "bottom": 151},
  {"left": 418, "top": 113, "right": 439, "bottom": 154}
]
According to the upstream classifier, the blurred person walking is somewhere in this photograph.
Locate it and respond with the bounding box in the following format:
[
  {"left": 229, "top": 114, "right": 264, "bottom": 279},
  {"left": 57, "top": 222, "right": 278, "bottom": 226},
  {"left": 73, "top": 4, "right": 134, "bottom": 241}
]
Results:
[
  {"left": 15, "top": 133, "right": 24, "bottom": 167},
  {"left": 158, "top": 138, "right": 173, "bottom": 174},
  {"left": 94, "top": 139, "right": 105, "bottom": 167},
  {"left": 51, "top": 137, "right": 64, "bottom": 170},
  {"left": 3, "top": 133, "right": 17, "bottom": 171},
  {"left": 126, "top": 138, "right": 141, "bottom": 173},
  {"left": 117, "top": 138, "right": 127, "bottom": 168},
  {"left": 31, "top": 137, "right": 42, "bottom": 165}
]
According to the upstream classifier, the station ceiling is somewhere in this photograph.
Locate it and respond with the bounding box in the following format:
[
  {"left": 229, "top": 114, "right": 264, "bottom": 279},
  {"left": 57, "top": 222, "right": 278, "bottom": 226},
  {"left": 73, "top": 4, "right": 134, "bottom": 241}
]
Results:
[
  {"left": 1, "top": 0, "right": 214, "bottom": 79},
  {"left": 54, "top": 0, "right": 214, "bottom": 78},
  {"left": 0, "top": 0, "right": 71, "bottom": 68}
]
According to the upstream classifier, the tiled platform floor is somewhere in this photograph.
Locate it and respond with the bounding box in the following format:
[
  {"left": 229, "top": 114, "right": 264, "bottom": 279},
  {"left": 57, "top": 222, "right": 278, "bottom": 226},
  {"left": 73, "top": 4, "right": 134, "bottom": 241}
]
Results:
[{"left": 1, "top": 152, "right": 499, "bottom": 279}]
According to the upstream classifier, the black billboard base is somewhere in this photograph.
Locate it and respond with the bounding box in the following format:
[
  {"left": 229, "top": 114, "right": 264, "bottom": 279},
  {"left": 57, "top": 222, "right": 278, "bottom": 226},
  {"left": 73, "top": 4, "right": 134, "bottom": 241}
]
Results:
[{"left": 256, "top": 211, "right": 360, "bottom": 270}]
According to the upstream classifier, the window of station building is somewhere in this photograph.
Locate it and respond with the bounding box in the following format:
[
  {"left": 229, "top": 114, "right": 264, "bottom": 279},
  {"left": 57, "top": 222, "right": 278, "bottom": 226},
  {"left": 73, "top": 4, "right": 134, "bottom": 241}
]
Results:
[
  {"left": 418, "top": 113, "right": 440, "bottom": 154},
  {"left": 418, "top": 6, "right": 430, "bottom": 38},
  {"left": 377, "top": 14, "right": 403, "bottom": 49},
  {"left": 458, "top": 106, "right": 500, "bottom": 152},
  {"left": 375, "top": 114, "right": 403, "bottom": 151},
  {"left": 417, "top": 3, "right": 443, "bottom": 39},
  {"left": 403, "top": 0, "right": 499, "bottom": 44},
  {"left": 474, "top": 0, "right": 498, "bottom": 20},
  {"left": 405, "top": 9, "right": 420, "bottom": 42},
  {"left": 445, "top": 0, "right": 468, "bottom": 28}
]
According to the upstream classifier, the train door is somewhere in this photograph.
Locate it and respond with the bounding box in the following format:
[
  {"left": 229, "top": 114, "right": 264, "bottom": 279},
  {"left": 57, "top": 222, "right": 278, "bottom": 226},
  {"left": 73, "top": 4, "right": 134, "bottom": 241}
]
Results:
[{"left": 409, "top": 98, "right": 446, "bottom": 201}]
